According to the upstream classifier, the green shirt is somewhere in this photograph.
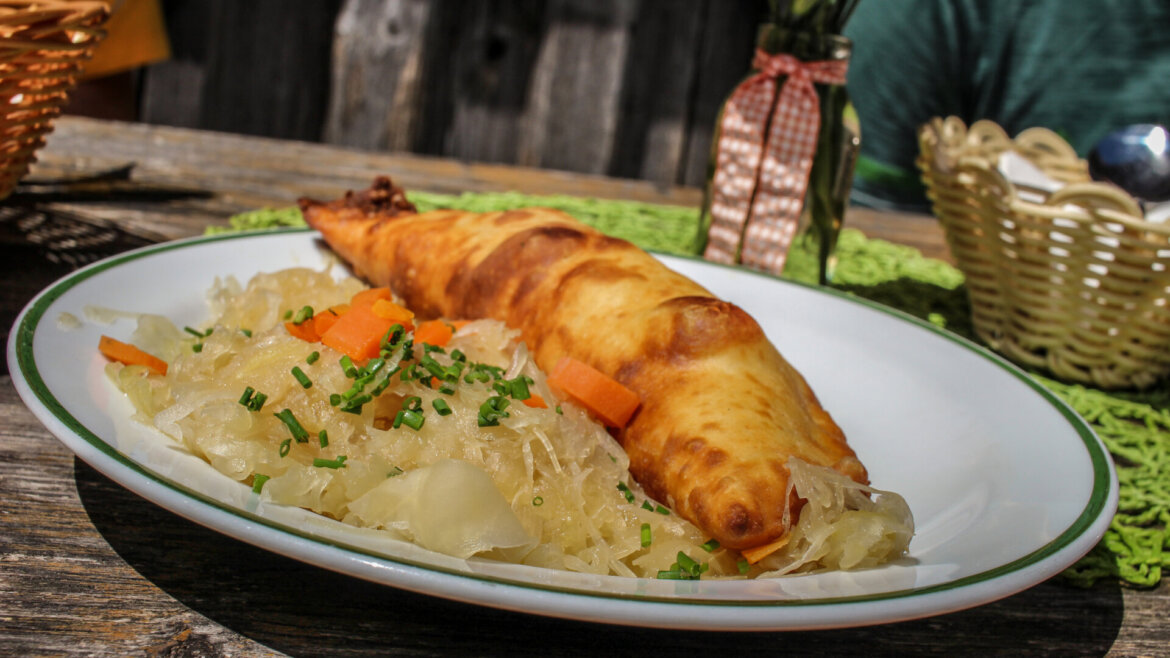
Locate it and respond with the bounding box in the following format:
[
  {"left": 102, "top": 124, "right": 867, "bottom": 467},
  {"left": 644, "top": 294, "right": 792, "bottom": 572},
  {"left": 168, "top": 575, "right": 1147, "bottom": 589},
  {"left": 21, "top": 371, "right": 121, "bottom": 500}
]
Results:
[{"left": 844, "top": 0, "right": 1170, "bottom": 210}]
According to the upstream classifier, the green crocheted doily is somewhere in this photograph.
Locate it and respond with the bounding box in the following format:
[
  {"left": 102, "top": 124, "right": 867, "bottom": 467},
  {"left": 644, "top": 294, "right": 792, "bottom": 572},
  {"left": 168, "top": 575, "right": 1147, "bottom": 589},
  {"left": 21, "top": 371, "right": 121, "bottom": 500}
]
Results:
[{"left": 214, "top": 191, "right": 1169, "bottom": 588}]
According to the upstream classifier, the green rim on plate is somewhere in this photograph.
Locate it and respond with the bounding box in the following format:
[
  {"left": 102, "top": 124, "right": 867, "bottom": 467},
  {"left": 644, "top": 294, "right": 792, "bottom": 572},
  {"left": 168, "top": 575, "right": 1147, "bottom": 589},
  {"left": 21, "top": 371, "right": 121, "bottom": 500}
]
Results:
[{"left": 12, "top": 229, "right": 1116, "bottom": 614}]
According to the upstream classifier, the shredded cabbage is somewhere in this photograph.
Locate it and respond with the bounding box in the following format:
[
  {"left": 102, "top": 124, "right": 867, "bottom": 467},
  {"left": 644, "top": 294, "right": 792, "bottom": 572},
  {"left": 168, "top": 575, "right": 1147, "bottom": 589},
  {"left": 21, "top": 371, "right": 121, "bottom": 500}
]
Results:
[{"left": 106, "top": 267, "right": 913, "bottom": 578}]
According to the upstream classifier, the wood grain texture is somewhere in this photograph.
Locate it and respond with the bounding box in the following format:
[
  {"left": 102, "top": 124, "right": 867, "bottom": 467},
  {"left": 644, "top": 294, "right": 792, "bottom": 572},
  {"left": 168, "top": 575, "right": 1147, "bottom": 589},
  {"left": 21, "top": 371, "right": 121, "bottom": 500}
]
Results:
[
  {"left": 10, "top": 118, "right": 1167, "bottom": 655},
  {"left": 25, "top": 117, "right": 951, "bottom": 261},
  {"left": 141, "top": 0, "right": 342, "bottom": 142},
  {"left": 324, "top": 0, "right": 435, "bottom": 151},
  {"left": 317, "top": 0, "right": 771, "bottom": 186}
]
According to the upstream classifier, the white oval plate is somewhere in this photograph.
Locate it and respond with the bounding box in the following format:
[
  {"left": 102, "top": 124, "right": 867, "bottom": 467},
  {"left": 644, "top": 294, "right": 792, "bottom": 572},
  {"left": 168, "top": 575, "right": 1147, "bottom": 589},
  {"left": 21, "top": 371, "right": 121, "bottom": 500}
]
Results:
[{"left": 8, "top": 229, "right": 1117, "bottom": 631}]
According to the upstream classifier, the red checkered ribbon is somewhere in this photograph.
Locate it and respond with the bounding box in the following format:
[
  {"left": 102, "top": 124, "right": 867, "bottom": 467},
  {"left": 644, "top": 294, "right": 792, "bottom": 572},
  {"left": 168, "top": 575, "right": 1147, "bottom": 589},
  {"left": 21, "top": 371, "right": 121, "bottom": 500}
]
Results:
[{"left": 703, "top": 49, "right": 848, "bottom": 274}]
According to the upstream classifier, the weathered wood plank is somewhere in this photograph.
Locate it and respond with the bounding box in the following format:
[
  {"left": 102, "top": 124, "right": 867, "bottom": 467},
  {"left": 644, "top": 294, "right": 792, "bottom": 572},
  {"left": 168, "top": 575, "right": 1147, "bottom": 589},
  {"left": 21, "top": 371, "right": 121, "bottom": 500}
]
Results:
[
  {"left": 325, "top": 0, "right": 435, "bottom": 151},
  {"left": 141, "top": 0, "right": 341, "bottom": 141},
  {"left": 146, "top": 0, "right": 768, "bottom": 188},
  {"left": 23, "top": 118, "right": 951, "bottom": 263},
  {"left": 607, "top": 0, "right": 705, "bottom": 184},
  {"left": 416, "top": 0, "right": 547, "bottom": 163},
  {"left": 514, "top": 0, "right": 638, "bottom": 174}
]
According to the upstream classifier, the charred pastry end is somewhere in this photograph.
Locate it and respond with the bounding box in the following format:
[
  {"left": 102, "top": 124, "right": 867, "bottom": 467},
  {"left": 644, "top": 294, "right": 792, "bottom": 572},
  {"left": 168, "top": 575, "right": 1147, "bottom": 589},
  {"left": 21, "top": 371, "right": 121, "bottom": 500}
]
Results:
[{"left": 298, "top": 176, "right": 417, "bottom": 218}]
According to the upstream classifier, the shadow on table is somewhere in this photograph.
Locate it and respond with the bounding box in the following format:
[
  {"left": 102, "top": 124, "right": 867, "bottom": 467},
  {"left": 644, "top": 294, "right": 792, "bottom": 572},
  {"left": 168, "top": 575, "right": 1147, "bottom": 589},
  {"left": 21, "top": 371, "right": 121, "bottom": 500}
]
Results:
[
  {"left": 0, "top": 200, "right": 155, "bottom": 376},
  {"left": 75, "top": 459, "right": 1125, "bottom": 657}
]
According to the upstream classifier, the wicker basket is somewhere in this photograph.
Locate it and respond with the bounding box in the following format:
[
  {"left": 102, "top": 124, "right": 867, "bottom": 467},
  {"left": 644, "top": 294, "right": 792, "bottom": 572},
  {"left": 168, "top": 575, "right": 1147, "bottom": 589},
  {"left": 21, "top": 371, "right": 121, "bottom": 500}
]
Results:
[
  {"left": 0, "top": 0, "right": 108, "bottom": 201},
  {"left": 918, "top": 116, "right": 1170, "bottom": 390}
]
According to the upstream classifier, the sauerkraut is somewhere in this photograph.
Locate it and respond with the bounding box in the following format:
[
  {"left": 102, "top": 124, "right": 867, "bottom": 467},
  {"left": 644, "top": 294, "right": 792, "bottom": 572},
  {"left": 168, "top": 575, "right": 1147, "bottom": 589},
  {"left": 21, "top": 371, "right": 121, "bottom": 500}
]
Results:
[{"left": 105, "top": 267, "right": 913, "bottom": 578}]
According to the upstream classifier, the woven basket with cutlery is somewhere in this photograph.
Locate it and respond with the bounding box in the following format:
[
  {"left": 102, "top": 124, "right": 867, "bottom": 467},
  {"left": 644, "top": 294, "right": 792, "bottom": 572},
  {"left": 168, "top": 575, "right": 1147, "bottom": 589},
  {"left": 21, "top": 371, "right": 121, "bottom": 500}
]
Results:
[
  {"left": 918, "top": 116, "right": 1170, "bottom": 389},
  {"left": 0, "top": 0, "right": 108, "bottom": 201}
]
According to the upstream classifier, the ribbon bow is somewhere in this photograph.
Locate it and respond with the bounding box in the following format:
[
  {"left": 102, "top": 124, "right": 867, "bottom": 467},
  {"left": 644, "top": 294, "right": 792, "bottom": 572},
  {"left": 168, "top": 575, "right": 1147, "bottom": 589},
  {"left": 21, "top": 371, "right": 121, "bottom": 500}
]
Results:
[{"left": 703, "top": 49, "right": 848, "bottom": 274}]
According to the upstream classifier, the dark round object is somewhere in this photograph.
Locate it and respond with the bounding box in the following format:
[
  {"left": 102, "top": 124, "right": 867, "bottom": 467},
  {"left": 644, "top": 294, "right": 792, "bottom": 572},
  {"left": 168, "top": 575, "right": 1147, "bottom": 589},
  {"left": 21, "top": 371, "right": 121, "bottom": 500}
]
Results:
[{"left": 1087, "top": 124, "right": 1170, "bottom": 202}]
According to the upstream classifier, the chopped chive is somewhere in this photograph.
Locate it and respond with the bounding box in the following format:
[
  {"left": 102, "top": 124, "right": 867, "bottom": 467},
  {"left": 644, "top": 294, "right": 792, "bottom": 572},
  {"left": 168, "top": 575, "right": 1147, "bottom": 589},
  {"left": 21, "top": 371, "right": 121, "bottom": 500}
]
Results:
[
  {"left": 509, "top": 375, "right": 532, "bottom": 400},
  {"left": 312, "top": 455, "right": 348, "bottom": 469},
  {"left": 432, "top": 399, "right": 452, "bottom": 416},
  {"left": 738, "top": 558, "right": 751, "bottom": 574},
  {"left": 641, "top": 500, "right": 654, "bottom": 511},
  {"left": 676, "top": 551, "right": 700, "bottom": 576},
  {"left": 655, "top": 504, "right": 670, "bottom": 515},
  {"left": 329, "top": 393, "right": 341, "bottom": 406},
  {"left": 439, "top": 383, "right": 457, "bottom": 395},
  {"left": 283, "top": 309, "right": 293, "bottom": 320},
  {"left": 192, "top": 343, "right": 203, "bottom": 353},
  {"left": 366, "top": 357, "right": 386, "bottom": 374},
  {"left": 700, "top": 539, "right": 721, "bottom": 553},
  {"left": 387, "top": 466, "right": 404, "bottom": 478},
  {"left": 292, "top": 305, "right": 314, "bottom": 324},
  {"left": 306, "top": 351, "right": 319, "bottom": 364},
  {"left": 273, "top": 408, "right": 310, "bottom": 442},
  {"left": 402, "top": 396, "right": 422, "bottom": 412},
  {"left": 449, "top": 349, "right": 466, "bottom": 362},
  {"left": 371, "top": 374, "right": 395, "bottom": 397},
  {"left": 339, "top": 355, "right": 357, "bottom": 378},
  {"left": 477, "top": 395, "right": 511, "bottom": 427},
  {"left": 641, "top": 523, "right": 652, "bottom": 547},
  {"left": 532, "top": 496, "right": 544, "bottom": 507},
  {"left": 392, "top": 410, "right": 405, "bottom": 429},
  {"left": 616, "top": 482, "right": 635, "bottom": 503},
  {"left": 400, "top": 409, "right": 425, "bottom": 431},
  {"left": 656, "top": 570, "right": 685, "bottom": 580},
  {"left": 184, "top": 326, "right": 204, "bottom": 338},
  {"left": 555, "top": 405, "right": 563, "bottom": 415},
  {"left": 609, "top": 454, "right": 617, "bottom": 463},
  {"left": 318, "top": 429, "right": 328, "bottom": 448},
  {"left": 380, "top": 324, "right": 406, "bottom": 351},
  {"left": 251, "top": 473, "right": 270, "bottom": 493},
  {"left": 421, "top": 355, "right": 447, "bottom": 380},
  {"left": 279, "top": 439, "right": 291, "bottom": 457},
  {"left": 340, "top": 394, "right": 372, "bottom": 414},
  {"left": 291, "top": 366, "right": 312, "bottom": 389},
  {"left": 239, "top": 387, "right": 268, "bottom": 411},
  {"left": 241, "top": 328, "right": 253, "bottom": 337}
]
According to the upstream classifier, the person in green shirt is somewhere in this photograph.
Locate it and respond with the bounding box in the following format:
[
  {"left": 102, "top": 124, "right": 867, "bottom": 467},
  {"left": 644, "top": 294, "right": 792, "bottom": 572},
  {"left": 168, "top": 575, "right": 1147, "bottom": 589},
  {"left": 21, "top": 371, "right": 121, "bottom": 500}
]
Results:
[{"left": 843, "top": 0, "right": 1170, "bottom": 211}]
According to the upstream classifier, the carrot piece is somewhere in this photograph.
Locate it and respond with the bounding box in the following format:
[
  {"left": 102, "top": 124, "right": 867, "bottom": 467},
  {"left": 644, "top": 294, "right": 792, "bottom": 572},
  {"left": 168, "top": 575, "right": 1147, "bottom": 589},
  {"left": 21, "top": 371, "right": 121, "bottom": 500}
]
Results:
[
  {"left": 350, "top": 287, "right": 393, "bottom": 308},
  {"left": 320, "top": 302, "right": 397, "bottom": 361},
  {"left": 284, "top": 320, "right": 320, "bottom": 343},
  {"left": 311, "top": 309, "right": 341, "bottom": 337},
  {"left": 413, "top": 319, "right": 454, "bottom": 347},
  {"left": 98, "top": 335, "right": 168, "bottom": 376},
  {"left": 546, "top": 357, "right": 640, "bottom": 428},
  {"left": 371, "top": 299, "right": 415, "bottom": 330},
  {"left": 740, "top": 536, "right": 791, "bottom": 564},
  {"left": 521, "top": 393, "right": 548, "bottom": 409}
]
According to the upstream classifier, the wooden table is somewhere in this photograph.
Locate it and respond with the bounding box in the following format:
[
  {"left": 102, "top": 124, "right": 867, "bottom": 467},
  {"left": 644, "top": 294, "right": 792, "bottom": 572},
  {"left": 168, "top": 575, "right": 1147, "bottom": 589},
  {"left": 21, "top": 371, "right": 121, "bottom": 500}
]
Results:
[{"left": 2, "top": 117, "right": 1165, "bottom": 656}]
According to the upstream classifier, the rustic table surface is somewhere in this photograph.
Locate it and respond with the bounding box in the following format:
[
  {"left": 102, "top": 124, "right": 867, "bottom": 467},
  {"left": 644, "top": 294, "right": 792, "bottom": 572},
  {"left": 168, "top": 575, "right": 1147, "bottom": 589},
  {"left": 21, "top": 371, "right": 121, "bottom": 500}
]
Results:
[{"left": 2, "top": 117, "right": 1165, "bottom": 656}]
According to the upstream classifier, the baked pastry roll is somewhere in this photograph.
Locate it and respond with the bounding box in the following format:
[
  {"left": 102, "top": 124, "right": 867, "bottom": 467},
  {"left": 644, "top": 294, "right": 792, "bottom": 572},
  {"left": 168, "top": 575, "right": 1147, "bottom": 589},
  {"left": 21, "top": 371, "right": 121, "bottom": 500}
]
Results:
[{"left": 300, "top": 178, "right": 874, "bottom": 553}]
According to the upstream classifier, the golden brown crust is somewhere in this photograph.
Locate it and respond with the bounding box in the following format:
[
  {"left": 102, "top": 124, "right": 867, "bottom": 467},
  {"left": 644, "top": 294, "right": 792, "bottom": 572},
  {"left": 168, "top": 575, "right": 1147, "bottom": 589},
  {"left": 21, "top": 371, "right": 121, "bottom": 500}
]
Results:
[{"left": 299, "top": 182, "right": 868, "bottom": 550}]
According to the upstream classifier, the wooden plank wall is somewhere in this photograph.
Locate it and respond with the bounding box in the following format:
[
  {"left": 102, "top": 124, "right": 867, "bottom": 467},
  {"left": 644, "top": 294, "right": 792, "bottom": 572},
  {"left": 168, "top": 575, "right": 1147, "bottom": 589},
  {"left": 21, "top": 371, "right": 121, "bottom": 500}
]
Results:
[{"left": 138, "top": 0, "right": 767, "bottom": 188}]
